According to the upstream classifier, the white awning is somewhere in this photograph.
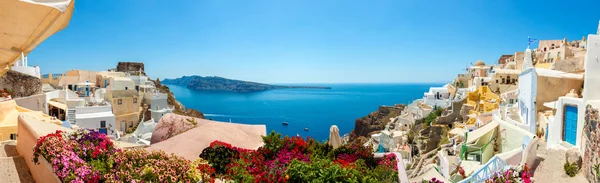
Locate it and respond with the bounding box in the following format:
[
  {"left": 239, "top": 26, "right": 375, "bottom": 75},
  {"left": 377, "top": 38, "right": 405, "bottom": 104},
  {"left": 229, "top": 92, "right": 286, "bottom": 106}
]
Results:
[
  {"left": 466, "top": 120, "right": 499, "bottom": 144},
  {"left": 47, "top": 101, "right": 66, "bottom": 110}
]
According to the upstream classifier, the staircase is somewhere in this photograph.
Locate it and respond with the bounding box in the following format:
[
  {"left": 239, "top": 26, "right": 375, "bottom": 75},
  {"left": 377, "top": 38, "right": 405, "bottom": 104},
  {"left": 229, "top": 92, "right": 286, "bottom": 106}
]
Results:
[
  {"left": 66, "top": 109, "right": 76, "bottom": 124},
  {"left": 0, "top": 141, "right": 35, "bottom": 182},
  {"left": 409, "top": 147, "right": 441, "bottom": 178},
  {"left": 458, "top": 156, "right": 507, "bottom": 183}
]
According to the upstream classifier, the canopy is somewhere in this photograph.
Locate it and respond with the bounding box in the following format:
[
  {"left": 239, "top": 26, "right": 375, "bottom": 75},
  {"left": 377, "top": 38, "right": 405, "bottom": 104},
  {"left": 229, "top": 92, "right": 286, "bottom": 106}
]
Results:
[
  {"left": 466, "top": 120, "right": 499, "bottom": 144},
  {"left": 0, "top": 0, "right": 74, "bottom": 76},
  {"left": 47, "top": 100, "right": 66, "bottom": 110}
]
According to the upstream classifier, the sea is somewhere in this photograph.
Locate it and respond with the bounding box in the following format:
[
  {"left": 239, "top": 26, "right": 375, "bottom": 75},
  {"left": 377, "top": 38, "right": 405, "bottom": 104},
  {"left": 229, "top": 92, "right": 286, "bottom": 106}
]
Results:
[{"left": 166, "top": 83, "right": 443, "bottom": 141}]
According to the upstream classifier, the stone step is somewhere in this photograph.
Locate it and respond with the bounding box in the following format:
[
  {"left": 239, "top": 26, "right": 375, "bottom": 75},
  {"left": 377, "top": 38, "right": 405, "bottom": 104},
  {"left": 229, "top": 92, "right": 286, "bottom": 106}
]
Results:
[{"left": 0, "top": 156, "right": 35, "bottom": 183}]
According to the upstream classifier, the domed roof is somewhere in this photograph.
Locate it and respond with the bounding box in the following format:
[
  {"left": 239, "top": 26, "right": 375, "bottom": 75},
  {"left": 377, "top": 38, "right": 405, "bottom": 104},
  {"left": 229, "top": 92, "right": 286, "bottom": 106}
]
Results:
[{"left": 475, "top": 60, "right": 485, "bottom": 66}]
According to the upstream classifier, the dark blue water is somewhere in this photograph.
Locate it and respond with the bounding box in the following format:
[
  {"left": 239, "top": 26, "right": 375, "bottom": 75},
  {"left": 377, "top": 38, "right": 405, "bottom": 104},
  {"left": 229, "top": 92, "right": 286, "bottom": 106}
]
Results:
[{"left": 166, "top": 83, "right": 441, "bottom": 141}]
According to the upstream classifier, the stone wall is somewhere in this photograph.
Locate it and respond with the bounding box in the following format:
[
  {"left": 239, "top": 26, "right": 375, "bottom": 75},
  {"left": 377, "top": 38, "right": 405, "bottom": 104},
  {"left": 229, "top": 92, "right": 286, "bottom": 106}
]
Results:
[
  {"left": 0, "top": 70, "right": 42, "bottom": 98},
  {"left": 437, "top": 99, "right": 465, "bottom": 125},
  {"left": 583, "top": 104, "right": 600, "bottom": 182},
  {"left": 116, "top": 62, "right": 145, "bottom": 75}
]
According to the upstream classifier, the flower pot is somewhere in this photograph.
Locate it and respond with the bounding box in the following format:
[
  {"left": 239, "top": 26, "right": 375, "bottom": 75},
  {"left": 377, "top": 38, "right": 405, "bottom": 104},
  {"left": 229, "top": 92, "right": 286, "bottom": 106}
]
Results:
[{"left": 39, "top": 157, "right": 62, "bottom": 183}]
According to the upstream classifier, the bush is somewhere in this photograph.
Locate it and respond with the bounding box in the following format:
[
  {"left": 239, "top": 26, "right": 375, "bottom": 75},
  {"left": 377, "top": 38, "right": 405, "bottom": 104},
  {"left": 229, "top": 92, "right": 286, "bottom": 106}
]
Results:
[
  {"left": 564, "top": 159, "right": 579, "bottom": 177},
  {"left": 199, "top": 141, "right": 240, "bottom": 174}
]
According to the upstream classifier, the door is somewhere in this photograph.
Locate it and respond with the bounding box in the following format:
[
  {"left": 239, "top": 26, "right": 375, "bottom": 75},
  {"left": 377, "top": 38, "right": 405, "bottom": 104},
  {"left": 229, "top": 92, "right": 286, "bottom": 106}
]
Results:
[
  {"left": 120, "top": 121, "right": 126, "bottom": 132},
  {"left": 99, "top": 121, "right": 107, "bottom": 135},
  {"left": 563, "top": 105, "right": 578, "bottom": 145}
]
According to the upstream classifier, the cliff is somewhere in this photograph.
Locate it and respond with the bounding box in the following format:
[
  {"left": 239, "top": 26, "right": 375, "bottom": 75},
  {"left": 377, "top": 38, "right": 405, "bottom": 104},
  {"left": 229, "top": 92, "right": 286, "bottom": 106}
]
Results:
[
  {"left": 0, "top": 70, "right": 42, "bottom": 98},
  {"left": 153, "top": 78, "right": 204, "bottom": 119},
  {"left": 161, "top": 76, "right": 331, "bottom": 93},
  {"left": 350, "top": 105, "right": 404, "bottom": 140}
]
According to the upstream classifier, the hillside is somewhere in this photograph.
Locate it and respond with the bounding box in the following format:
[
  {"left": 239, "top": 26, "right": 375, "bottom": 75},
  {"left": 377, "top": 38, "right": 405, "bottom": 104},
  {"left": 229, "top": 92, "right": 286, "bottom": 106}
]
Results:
[{"left": 161, "top": 76, "right": 331, "bottom": 92}]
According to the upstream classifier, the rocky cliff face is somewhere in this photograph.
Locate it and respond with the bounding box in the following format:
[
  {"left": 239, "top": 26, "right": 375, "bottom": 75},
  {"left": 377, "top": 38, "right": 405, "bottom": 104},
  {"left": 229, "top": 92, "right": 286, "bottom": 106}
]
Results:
[
  {"left": 350, "top": 105, "right": 404, "bottom": 140},
  {"left": 153, "top": 78, "right": 204, "bottom": 119},
  {"left": 117, "top": 62, "right": 145, "bottom": 75},
  {"left": 417, "top": 125, "right": 446, "bottom": 154},
  {"left": 0, "top": 70, "right": 42, "bottom": 98},
  {"left": 583, "top": 105, "right": 600, "bottom": 182}
]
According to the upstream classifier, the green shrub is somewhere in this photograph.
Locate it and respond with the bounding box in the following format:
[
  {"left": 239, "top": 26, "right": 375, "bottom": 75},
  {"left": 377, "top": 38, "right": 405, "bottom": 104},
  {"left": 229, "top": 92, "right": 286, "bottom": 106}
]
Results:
[
  {"left": 199, "top": 142, "right": 239, "bottom": 174},
  {"left": 564, "top": 159, "right": 579, "bottom": 177},
  {"left": 593, "top": 163, "right": 600, "bottom": 180},
  {"left": 286, "top": 159, "right": 382, "bottom": 183}
]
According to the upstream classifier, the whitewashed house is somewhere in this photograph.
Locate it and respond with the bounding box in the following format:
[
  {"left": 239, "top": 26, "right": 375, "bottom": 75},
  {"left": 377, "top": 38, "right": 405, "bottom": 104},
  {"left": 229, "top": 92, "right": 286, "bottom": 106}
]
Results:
[
  {"left": 423, "top": 84, "right": 452, "bottom": 109},
  {"left": 517, "top": 48, "right": 584, "bottom": 135},
  {"left": 74, "top": 104, "right": 117, "bottom": 136},
  {"left": 545, "top": 30, "right": 600, "bottom": 150}
]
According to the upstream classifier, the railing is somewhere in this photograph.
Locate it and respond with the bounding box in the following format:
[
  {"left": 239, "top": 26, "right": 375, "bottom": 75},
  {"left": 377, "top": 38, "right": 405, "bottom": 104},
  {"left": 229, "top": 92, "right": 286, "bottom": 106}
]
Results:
[{"left": 458, "top": 156, "right": 507, "bottom": 183}]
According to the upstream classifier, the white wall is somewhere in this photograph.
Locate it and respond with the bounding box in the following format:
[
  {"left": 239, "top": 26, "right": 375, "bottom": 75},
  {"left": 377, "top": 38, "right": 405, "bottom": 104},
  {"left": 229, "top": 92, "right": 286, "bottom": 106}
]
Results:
[
  {"left": 584, "top": 34, "right": 600, "bottom": 102},
  {"left": 546, "top": 97, "right": 584, "bottom": 149},
  {"left": 11, "top": 66, "right": 40, "bottom": 78},
  {"left": 144, "top": 93, "right": 168, "bottom": 110},
  {"left": 75, "top": 115, "right": 116, "bottom": 136},
  {"left": 74, "top": 106, "right": 116, "bottom": 136},
  {"left": 496, "top": 119, "right": 536, "bottom": 153},
  {"left": 13, "top": 93, "right": 46, "bottom": 113},
  {"left": 129, "top": 76, "right": 148, "bottom": 85},
  {"left": 518, "top": 68, "right": 537, "bottom": 134},
  {"left": 108, "top": 78, "right": 135, "bottom": 91}
]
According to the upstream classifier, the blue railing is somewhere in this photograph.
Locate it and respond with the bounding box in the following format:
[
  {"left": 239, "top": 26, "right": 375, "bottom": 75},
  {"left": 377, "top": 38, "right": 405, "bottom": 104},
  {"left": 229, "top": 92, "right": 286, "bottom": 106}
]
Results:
[{"left": 458, "top": 156, "right": 507, "bottom": 183}]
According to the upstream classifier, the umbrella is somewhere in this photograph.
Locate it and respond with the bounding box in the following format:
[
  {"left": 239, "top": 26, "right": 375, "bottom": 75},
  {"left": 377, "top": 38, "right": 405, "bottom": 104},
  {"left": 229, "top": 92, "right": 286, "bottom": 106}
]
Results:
[
  {"left": 328, "top": 125, "right": 342, "bottom": 149},
  {"left": 0, "top": 0, "right": 74, "bottom": 76}
]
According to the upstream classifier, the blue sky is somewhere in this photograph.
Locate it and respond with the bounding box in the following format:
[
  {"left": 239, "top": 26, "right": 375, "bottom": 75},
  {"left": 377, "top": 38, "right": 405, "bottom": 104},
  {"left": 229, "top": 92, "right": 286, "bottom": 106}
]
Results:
[{"left": 29, "top": 0, "right": 600, "bottom": 83}]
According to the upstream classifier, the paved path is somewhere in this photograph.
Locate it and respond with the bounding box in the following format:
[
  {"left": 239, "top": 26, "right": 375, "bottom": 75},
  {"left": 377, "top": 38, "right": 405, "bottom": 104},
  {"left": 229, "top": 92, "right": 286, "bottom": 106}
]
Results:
[
  {"left": 533, "top": 141, "right": 587, "bottom": 183},
  {"left": 0, "top": 141, "right": 34, "bottom": 183}
]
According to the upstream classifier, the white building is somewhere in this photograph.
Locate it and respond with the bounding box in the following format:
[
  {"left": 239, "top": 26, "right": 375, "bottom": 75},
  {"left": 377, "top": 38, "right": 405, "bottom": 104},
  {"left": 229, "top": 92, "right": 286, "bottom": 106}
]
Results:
[
  {"left": 145, "top": 92, "right": 173, "bottom": 121},
  {"left": 518, "top": 48, "right": 585, "bottom": 137},
  {"left": 407, "top": 99, "right": 433, "bottom": 120},
  {"left": 423, "top": 84, "right": 452, "bottom": 109},
  {"left": 74, "top": 104, "right": 117, "bottom": 136},
  {"left": 107, "top": 77, "right": 135, "bottom": 91},
  {"left": 545, "top": 30, "right": 600, "bottom": 151},
  {"left": 11, "top": 53, "right": 40, "bottom": 78}
]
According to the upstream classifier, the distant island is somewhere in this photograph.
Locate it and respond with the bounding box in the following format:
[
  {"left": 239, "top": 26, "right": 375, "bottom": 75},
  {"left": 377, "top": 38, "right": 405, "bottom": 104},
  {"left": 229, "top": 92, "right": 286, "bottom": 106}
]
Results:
[{"left": 161, "top": 76, "right": 331, "bottom": 92}]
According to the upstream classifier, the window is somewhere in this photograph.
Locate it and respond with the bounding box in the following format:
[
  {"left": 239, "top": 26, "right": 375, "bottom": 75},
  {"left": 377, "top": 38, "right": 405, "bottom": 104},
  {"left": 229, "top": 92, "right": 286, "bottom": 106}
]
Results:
[
  {"left": 117, "top": 99, "right": 122, "bottom": 105},
  {"left": 125, "top": 87, "right": 128, "bottom": 90},
  {"left": 133, "top": 98, "right": 137, "bottom": 104},
  {"left": 496, "top": 80, "right": 499, "bottom": 83},
  {"left": 10, "top": 134, "right": 17, "bottom": 140},
  {"left": 100, "top": 121, "right": 106, "bottom": 128}
]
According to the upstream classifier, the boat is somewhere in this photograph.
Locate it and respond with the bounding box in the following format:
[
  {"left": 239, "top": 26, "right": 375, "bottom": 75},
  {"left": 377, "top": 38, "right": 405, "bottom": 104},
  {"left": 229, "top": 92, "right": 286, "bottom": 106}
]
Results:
[
  {"left": 304, "top": 128, "right": 309, "bottom": 131},
  {"left": 282, "top": 122, "right": 289, "bottom": 126}
]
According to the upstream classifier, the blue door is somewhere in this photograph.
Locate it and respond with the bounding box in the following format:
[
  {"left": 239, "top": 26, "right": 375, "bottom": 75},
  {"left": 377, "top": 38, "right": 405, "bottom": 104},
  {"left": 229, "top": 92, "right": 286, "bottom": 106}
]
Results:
[
  {"left": 99, "top": 121, "right": 107, "bottom": 135},
  {"left": 564, "top": 106, "right": 578, "bottom": 145}
]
